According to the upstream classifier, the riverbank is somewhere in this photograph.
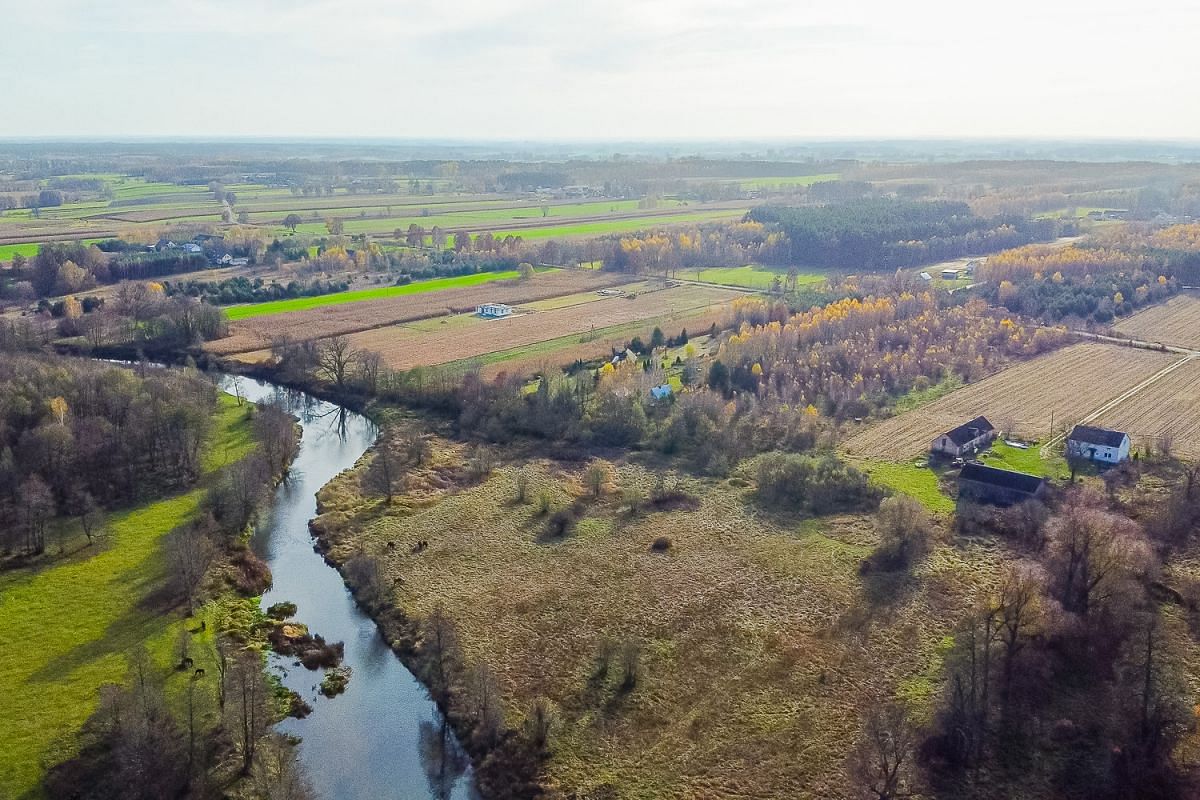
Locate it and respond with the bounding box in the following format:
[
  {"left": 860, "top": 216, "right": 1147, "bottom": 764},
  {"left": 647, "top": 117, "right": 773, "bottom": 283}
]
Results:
[{"left": 0, "top": 392, "right": 258, "bottom": 799}]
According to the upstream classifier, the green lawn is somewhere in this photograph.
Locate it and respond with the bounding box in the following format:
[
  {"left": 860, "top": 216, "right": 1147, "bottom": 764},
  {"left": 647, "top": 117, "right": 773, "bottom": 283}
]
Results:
[
  {"left": 224, "top": 269, "right": 527, "bottom": 320},
  {"left": 857, "top": 458, "right": 956, "bottom": 514},
  {"left": 691, "top": 265, "right": 826, "bottom": 291},
  {"left": 978, "top": 440, "right": 1069, "bottom": 480},
  {"left": 0, "top": 394, "right": 256, "bottom": 799}
]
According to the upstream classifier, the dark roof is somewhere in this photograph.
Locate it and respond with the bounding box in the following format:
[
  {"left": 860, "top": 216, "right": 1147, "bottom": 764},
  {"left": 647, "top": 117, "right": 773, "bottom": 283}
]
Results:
[
  {"left": 942, "top": 416, "right": 995, "bottom": 446},
  {"left": 1068, "top": 425, "right": 1128, "bottom": 448},
  {"left": 960, "top": 462, "right": 1045, "bottom": 494}
]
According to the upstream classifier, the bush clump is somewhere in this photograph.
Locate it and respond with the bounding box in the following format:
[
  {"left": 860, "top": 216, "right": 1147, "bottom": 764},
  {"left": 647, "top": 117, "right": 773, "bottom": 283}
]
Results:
[{"left": 756, "top": 452, "right": 881, "bottom": 515}]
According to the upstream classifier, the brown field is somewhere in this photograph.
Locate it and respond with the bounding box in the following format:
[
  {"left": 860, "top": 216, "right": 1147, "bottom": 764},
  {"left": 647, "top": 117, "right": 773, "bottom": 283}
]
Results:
[
  {"left": 344, "top": 284, "right": 741, "bottom": 370},
  {"left": 314, "top": 453, "right": 1003, "bottom": 799},
  {"left": 1094, "top": 357, "right": 1200, "bottom": 458},
  {"left": 206, "top": 270, "right": 634, "bottom": 355},
  {"left": 1112, "top": 293, "right": 1200, "bottom": 351},
  {"left": 842, "top": 343, "right": 1177, "bottom": 460},
  {"left": 477, "top": 306, "right": 729, "bottom": 379}
]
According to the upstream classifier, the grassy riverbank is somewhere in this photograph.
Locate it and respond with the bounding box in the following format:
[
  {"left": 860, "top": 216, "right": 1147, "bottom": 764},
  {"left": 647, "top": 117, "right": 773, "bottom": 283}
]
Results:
[
  {"left": 313, "top": 440, "right": 1008, "bottom": 798},
  {"left": 0, "top": 394, "right": 256, "bottom": 799}
]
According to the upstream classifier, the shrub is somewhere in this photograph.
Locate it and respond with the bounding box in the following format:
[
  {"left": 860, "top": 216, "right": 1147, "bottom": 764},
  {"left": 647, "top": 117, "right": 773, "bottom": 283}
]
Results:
[
  {"left": 651, "top": 536, "right": 672, "bottom": 552},
  {"left": 266, "top": 601, "right": 297, "bottom": 620}
]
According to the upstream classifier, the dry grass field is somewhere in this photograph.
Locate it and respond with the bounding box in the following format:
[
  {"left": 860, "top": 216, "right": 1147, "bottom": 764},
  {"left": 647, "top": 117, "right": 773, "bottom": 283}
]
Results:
[
  {"left": 206, "top": 270, "right": 633, "bottom": 355},
  {"left": 1094, "top": 357, "right": 1200, "bottom": 458},
  {"left": 342, "top": 284, "right": 740, "bottom": 370},
  {"left": 314, "top": 453, "right": 1005, "bottom": 799},
  {"left": 1112, "top": 293, "right": 1200, "bottom": 350},
  {"left": 476, "top": 307, "right": 728, "bottom": 379},
  {"left": 842, "top": 343, "right": 1177, "bottom": 460}
]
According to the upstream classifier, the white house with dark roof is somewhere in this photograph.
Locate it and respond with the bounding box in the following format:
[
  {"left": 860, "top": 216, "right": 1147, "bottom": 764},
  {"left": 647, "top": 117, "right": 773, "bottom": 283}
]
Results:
[
  {"left": 1066, "top": 425, "right": 1131, "bottom": 464},
  {"left": 931, "top": 416, "right": 997, "bottom": 458}
]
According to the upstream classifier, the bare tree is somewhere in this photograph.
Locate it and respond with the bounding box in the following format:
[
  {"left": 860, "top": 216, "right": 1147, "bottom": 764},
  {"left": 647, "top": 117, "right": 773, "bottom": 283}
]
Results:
[
  {"left": 850, "top": 702, "right": 917, "bottom": 800},
  {"left": 872, "top": 495, "right": 932, "bottom": 569},
  {"left": 993, "top": 562, "right": 1045, "bottom": 714},
  {"left": 421, "top": 605, "right": 461, "bottom": 704},
  {"left": 167, "top": 519, "right": 216, "bottom": 615},
  {"left": 1046, "top": 493, "right": 1152, "bottom": 616},
  {"left": 250, "top": 733, "right": 316, "bottom": 800},
  {"left": 467, "top": 663, "right": 504, "bottom": 748},
  {"left": 317, "top": 336, "right": 357, "bottom": 390},
  {"left": 226, "top": 648, "right": 271, "bottom": 774},
  {"left": 363, "top": 434, "right": 401, "bottom": 503},
  {"left": 254, "top": 402, "right": 298, "bottom": 477}
]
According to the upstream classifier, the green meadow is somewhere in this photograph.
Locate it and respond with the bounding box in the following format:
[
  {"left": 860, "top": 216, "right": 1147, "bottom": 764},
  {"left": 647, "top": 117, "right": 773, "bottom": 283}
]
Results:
[
  {"left": 0, "top": 394, "right": 256, "bottom": 799},
  {"left": 692, "top": 264, "right": 826, "bottom": 290},
  {"left": 223, "top": 269, "right": 526, "bottom": 320}
]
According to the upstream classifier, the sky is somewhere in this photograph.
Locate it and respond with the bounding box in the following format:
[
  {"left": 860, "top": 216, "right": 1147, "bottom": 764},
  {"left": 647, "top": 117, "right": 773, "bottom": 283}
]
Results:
[{"left": 3, "top": 0, "right": 1199, "bottom": 141}]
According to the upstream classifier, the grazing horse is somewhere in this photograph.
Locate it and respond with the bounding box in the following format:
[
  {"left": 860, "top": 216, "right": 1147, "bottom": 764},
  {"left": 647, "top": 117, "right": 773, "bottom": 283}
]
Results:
[{"left": 193, "top": 668, "right": 205, "bottom": 679}]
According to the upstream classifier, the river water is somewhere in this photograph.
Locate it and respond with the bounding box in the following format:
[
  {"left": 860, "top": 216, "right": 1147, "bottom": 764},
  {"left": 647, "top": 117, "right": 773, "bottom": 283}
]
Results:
[{"left": 224, "top": 376, "right": 477, "bottom": 800}]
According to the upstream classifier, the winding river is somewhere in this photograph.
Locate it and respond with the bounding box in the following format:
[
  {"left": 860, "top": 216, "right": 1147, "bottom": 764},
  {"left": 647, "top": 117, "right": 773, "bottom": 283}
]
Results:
[{"left": 225, "top": 375, "right": 477, "bottom": 800}]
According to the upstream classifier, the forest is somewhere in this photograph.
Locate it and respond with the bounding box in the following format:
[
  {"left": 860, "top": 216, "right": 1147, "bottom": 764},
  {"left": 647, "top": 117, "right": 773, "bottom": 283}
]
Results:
[{"left": 748, "top": 198, "right": 1068, "bottom": 269}]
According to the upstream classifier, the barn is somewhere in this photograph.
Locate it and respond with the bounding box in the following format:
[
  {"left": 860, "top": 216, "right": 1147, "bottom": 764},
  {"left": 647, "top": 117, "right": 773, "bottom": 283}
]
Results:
[
  {"left": 1066, "top": 425, "right": 1131, "bottom": 465},
  {"left": 931, "top": 416, "right": 996, "bottom": 459},
  {"left": 958, "top": 463, "right": 1047, "bottom": 506}
]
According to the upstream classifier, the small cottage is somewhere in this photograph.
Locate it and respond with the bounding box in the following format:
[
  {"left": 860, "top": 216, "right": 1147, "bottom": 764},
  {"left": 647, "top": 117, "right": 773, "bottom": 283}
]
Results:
[
  {"left": 958, "top": 463, "right": 1047, "bottom": 506},
  {"left": 931, "top": 416, "right": 996, "bottom": 459},
  {"left": 476, "top": 303, "right": 514, "bottom": 318},
  {"left": 1066, "top": 425, "right": 1131, "bottom": 464},
  {"left": 649, "top": 384, "right": 673, "bottom": 400}
]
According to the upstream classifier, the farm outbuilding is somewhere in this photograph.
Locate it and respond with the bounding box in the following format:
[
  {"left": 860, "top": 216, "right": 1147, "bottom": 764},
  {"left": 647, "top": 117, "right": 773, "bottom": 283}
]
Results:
[
  {"left": 958, "top": 463, "right": 1047, "bottom": 506},
  {"left": 476, "top": 303, "right": 514, "bottom": 318},
  {"left": 1066, "top": 425, "right": 1131, "bottom": 464},
  {"left": 931, "top": 416, "right": 996, "bottom": 459},
  {"left": 941, "top": 268, "right": 960, "bottom": 280}
]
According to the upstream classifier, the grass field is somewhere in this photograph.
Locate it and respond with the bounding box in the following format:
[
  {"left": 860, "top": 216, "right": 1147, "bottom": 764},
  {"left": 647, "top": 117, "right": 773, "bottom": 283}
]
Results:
[
  {"left": 343, "top": 284, "right": 740, "bottom": 370},
  {"left": 224, "top": 270, "right": 525, "bottom": 320},
  {"left": 311, "top": 448, "right": 1004, "bottom": 798},
  {"left": 0, "top": 393, "right": 255, "bottom": 799},
  {"left": 842, "top": 343, "right": 1176, "bottom": 461},
  {"left": 690, "top": 265, "right": 826, "bottom": 290},
  {"left": 855, "top": 459, "right": 956, "bottom": 514},
  {"left": 1112, "top": 293, "right": 1200, "bottom": 351}
]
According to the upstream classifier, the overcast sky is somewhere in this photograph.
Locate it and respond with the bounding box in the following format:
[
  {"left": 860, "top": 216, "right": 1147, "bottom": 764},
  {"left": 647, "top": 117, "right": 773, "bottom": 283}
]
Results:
[{"left": 3, "top": 0, "right": 1198, "bottom": 141}]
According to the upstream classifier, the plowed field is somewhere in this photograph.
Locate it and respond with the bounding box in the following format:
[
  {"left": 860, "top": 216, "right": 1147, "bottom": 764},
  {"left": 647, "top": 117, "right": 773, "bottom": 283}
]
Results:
[
  {"left": 842, "top": 343, "right": 1176, "bottom": 460},
  {"left": 1112, "top": 293, "right": 1200, "bottom": 351}
]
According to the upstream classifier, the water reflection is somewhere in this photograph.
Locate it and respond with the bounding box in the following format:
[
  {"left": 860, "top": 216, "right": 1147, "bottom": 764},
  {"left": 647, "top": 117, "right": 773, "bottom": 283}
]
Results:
[
  {"left": 219, "top": 375, "right": 474, "bottom": 800},
  {"left": 420, "top": 718, "right": 471, "bottom": 800}
]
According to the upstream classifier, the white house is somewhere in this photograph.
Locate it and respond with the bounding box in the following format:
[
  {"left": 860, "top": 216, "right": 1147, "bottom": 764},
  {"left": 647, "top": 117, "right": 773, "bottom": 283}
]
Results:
[
  {"left": 931, "top": 416, "right": 996, "bottom": 458},
  {"left": 476, "top": 303, "right": 514, "bottom": 318},
  {"left": 649, "top": 384, "right": 673, "bottom": 400},
  {"left": 1066, "top": 425, "right": 1131, "bottom": 465}
]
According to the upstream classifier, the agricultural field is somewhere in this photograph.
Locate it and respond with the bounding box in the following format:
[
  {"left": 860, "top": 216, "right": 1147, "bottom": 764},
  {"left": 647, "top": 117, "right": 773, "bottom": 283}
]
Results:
[
  {"left": 0, "top": 395, "right": 255, "bottom": 800},
  {"left": 490, "top": 208, "right": 746, "bottom": 241},
  {"left": 207, "top": 269, "right": 633, "bottom": 355},
  {"left": 841, "top": 343, "right": 1177, "bottom": 461},
  {"left": 341, "top": 284, "right": 741, "bottom": 371},
  {"left": 1094, "top": 357, "right": 1200, "bottom": 458},
  {"left": 224, "top": 270, "right": 526, "bottom": 320},
  {"left": 474, "top": 308, "right": 727, "bottom": 380},
  {"left": 1111, "top": 293, "right": 1200, "bottom": 351},
  {"left": 689, "top": 264, "right": 826, "bottom": 290},
  {"left": 313, "top": 454, "right": 1003, "bottom": 799}
]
